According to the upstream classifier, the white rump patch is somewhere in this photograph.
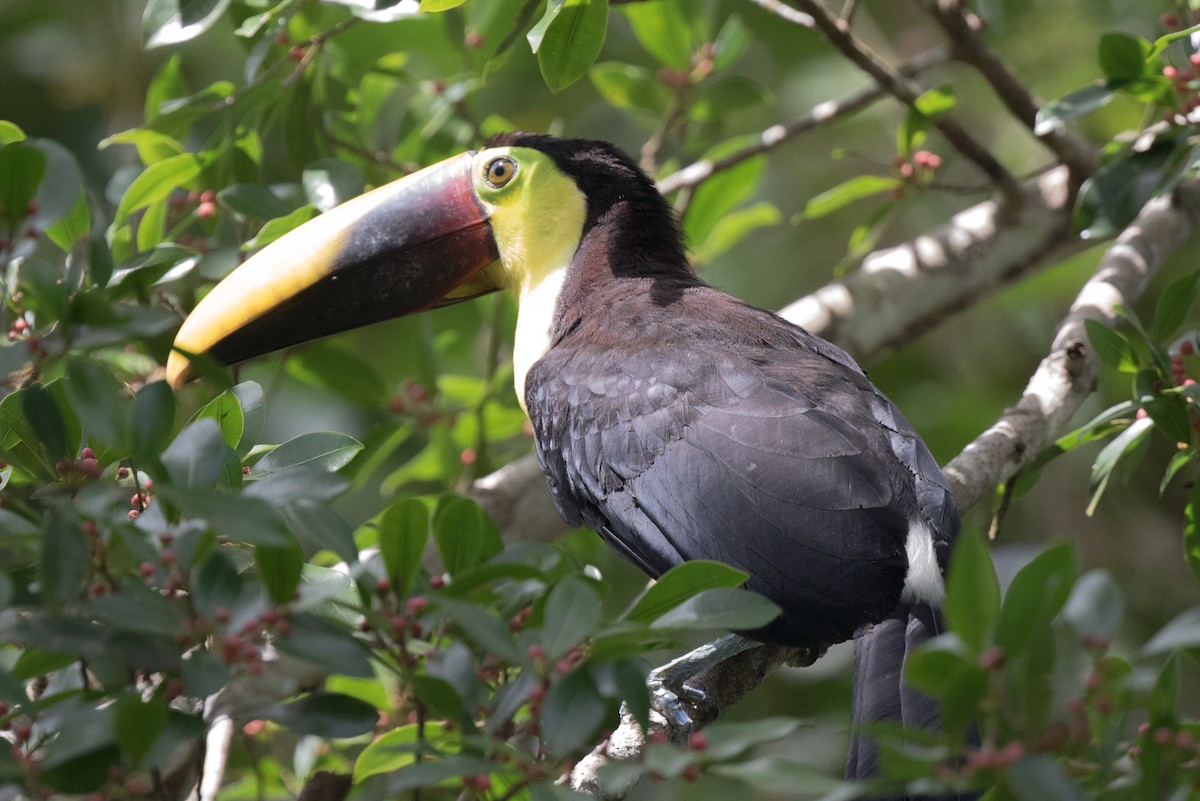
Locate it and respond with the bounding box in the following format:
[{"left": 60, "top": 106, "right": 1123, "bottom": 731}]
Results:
[{"left": 901, "top": 518, "right": 945, "bottom": 607}]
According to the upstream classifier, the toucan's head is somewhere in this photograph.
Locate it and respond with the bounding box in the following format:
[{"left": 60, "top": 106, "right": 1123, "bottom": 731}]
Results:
[{"left": 166, "top": 133, "right": 684, "bottom": 388}]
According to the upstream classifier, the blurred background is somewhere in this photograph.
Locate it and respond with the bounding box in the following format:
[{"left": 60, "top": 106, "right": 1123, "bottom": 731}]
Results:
[{"left": 2, "top": 0, "right": 1195, "bottom": 793}]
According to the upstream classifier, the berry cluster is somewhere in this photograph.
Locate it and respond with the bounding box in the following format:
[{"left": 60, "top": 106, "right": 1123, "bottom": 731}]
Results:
[
  {"left": 167, "top": 189, "right": 217, "bottom": 252},
  {"left": 55, "top": 446, "right": 103, "bottom": 481},
  {"left": 890, "top": 150, "right": 943, "bottom": 197}
]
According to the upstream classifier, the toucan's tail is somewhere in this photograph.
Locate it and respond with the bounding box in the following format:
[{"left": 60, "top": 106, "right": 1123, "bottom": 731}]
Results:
[{"left": 845, "top": 603, "right": 950, "bottom": 797}]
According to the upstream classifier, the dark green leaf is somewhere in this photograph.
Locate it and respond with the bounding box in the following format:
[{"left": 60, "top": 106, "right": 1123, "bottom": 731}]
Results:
[
  {"left": 22, "top": 384, "right": 71, "bottom": 461},
  {"left": 1075, "top": 137, "right": 1190, "bottom": 240},
  {"left": 710, "top": 757, "right": 840, "bottom": 795},
  {"left": 1097, "top": 32, "right": 1151, "bottom": 81},
  {"left": 154, "top": 486, "right": 293, "bottom": 546},
  {"left": 0, "top": 144, "right": 47, "bottom": 228},
  {"left": 192, "top": 550, "right": 242, "bottom": 620},
  {"left": 1062, "top": 569, "right": 1123, "bottom": 642},
  {"left": 286, "top": 341, "right": 388, "bottom": 405},
  {"left": 261, "top": 692, "right": 379, "bottom": 738},
  {"left": 1144, "top": 393, "right": 1192, "bottom": 443},
  {"left": 41, "top": 505, "right": 89, "bottom": 608},
  {"left": 377, "top": 498, "right": 430, "bottom": 596},
  {"left": 624, "top": 560, "right": 748, "bottom": 623},
  {"left": 435, "top": 597, "right": 522, "bottom": 662},
  {"left": 276, "top": 613, "right": 374, "bottom": 677},
  {"left": 589, "top": 63, "right": 670, "bottom": 113},
  {"left": 1083, "top": 318, "right": 1138, "bottom": 372},
  {"left": 996, "top": 543, "right": 1076, "bottom": 657},
  {"left": 535, "top": 0, "right": 608, "bottom": 93},
  {"left": 279, "top": 500, "right": 357, "bottom": 562},
  {"left": 1155, "top": 271, "right": 1200, "bottom": 339},
  {"left": 130, "top": 381, "right": 176, "bottom": 464},
  {"left": 945, "top": 530, "right": 1000, "bottom": 654},
  {"left": 250, "top": 431, "right": 363, "bottom": 476},
  {"left": 192, "top": 389, "right": 243, "bottom": 450},
  {"left": 542, "top": 669, "right": 607, "bottom": 754},
  {"left": 543, "top": 577, "right": 601, "bottom": 660},
  {"left": 217, "top": 184, "right": 294, "bottom": 220},
  {"left": 161, "top": 419, "right": 236, "bottom": 489},
  {"left": 181, "top": 649, "right": 230, "bottom": 697},
  {"left": 1149, "top": 652, "right": 1179, "bottom": 727},
  {"left": 256, "top": 541, "right": 305, "bottom": 605},
  {"left": 1087, "top": 417, "right": 1153, "bottom": 515},
  {"left": 433, "top": 495, "right": 502, "bottom": 575},
  {"left": 232, "top": 381, "right": 265, "bottom": 457},
  {"left": 620, "top": 0, "right": 691, "bottom": 69},
  {"left": 113, "top": 694, "right": 168, "bottom": 761},
  {"left": 904, "top": 635, "right": 987, "bottom": 737},
  {"left": 1187, "top": 483, "right": 1200, "bottom": 582},
  {"left": 650, "top": 587, "right": 780, "bottom": 632}
]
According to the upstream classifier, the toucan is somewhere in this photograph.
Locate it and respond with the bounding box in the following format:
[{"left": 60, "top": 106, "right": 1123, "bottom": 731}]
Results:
[{"left": 167, "top": 133, "right": 962, "bottom": 789}]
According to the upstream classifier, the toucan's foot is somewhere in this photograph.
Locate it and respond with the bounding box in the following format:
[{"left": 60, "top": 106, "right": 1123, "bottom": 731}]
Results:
[{"left": 646, "top": 633, "right": 760, "bottom": 735}]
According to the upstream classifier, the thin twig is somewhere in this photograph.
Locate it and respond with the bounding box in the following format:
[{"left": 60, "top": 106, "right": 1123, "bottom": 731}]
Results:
[
  {"left": 789, "top": 0, "right": 1020, "bottom": 198},
  {"left": 919, "top": 0, "right": 1098, "bottom": 182},
  {"left": 656, "top": 47, "right": 950, "bottom": 195},
  {"left": 746, "top": 0, "right": 816, "bottom": 27}
]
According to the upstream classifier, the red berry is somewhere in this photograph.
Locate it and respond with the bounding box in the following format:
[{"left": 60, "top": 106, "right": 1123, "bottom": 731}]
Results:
[
  {"left": 215, "top": 607, "right": 231, "bottom": 624},
  {"left": 681, "top": 764, "right": 700, "bottom": 783},
  {"left": 526, "top": 644, "right": 546, "bottom": 661},
  {"left": 275, "top": 31, "right": 290, "bottom": 44},
  {"left": 430, "top": 575, "right": 446, "bottom": 589},
  {"left": 12, "top": 318, "right": 26, "bottom": 333},
  {"left": 128, "top": 509, "right": 140, "bottom": 520},
  {"left": 1183, "top": 341, "right": 1195, "bottom": 355},
  {"left": 15, "top": 724, "right": 32, "bottom": 742},
  {"left": 1163, "top": 12, "right": 1180, "bottom": 29},
  {"left": 161, "top": 549, "right": 177, "bottom": 565},
  {"left": 197, "top": 201, "right": 217, "bottom": 219},
  {"left": 275, "top": 618, "right": 291, "bottom": 636},
  {"left": 465, "top": 31, "right": 483, "bottom": 48},
  {"left": 460, "top": 448, "right": 477, "bottom": 465},
  {"left": 288, "top": 45, "right": 307, "bottom": 62},
  {"left": 118, "top": 466, "right": 129, "bottom": 479},
  {"left": 1165, "top": 66, "right": 1180, "bottom": 79},
  {"left": 80, "top": 447, "right": 95, "bottom": 460},
  {"left": 688, "top": 732, "right": 708, "bottom": 750},
  {"left": 375, "top": 577, "right": 391, "bottom": 595},
  {"left": 1156, "top": 727, "right": 1174, "bottom": 745},
  {"left": 242, "top": 465, "right": 251, "bottom": 474},
  {"left": 406, "top": 596, "right": 428, "bottom": 615},
  {"left": 55, "top": 459, "right": 71, "bottom": 475}
]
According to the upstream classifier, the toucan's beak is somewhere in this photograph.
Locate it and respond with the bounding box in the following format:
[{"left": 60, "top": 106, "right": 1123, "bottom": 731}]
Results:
[{"left": 166, "top": 151, "right": 500, "bottom": 388}]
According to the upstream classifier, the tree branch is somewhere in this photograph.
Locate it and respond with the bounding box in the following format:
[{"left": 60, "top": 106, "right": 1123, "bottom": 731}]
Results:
[
  {"left": 790, "top": 0, "right": 1020, "bottom": 196},
  {"left": 655, "top": 47, "right": 950, "bottom": 196},
  {"left": 919, "top": 0, "right": 1099, "bottom": 181}
]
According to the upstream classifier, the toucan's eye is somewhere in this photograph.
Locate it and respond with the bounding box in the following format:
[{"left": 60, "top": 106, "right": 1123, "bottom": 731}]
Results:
[{"left": 486, "top": 157, "right": 516, "bottom": 187}]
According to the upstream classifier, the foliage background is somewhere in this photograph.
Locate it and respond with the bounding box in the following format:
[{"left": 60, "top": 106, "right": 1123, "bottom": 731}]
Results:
[{"left": 3, "top": 0, "right": 1200, "bottom": 799}]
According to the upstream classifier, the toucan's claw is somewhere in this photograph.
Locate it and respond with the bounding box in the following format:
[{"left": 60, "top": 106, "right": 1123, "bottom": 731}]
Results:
[{"left": 647, "top": 678, "right": 697, "bottom": 734}]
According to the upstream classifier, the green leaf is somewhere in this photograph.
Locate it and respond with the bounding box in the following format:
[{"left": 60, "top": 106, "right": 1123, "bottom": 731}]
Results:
[
  {"left": 904, "top": 635, "right": 987, "bottom": 737},
  {"left": 898, "top": 84, "right": 955, "bottom": 156},
  {"left": 251, "top": 432, "right": 363, "bottom": 477},
  {"left": 41, "top": 505, "right": 89, "bottom": 608},
  {"left": 1149, "top": 652, "right": 1179, "bottom": 727},
  {"left": 302, "top": 159, "right": 364, "bottom": 213},
  {"left": 242, "top": 204, "right": 318, "bottom": 252},
  {"left": 1087, "top": 416, "right": 1153, "bottom": 515},
  {"left": 377, "top": 499, "right": 430, "bottom": 596},
  {"left": 433, "top": 495, "right": 502, "bottom": 575},
  {"left": 46, "top": 191, "right": 91, "bottom": 252},
  {"left": 276, "top": 613, "right": 374, "bottom": 677},
  {"left": 621, "top": 0, "right": 692, "bottom": 69},
  {"left": 435, "top": 596, "right": 522, "bottom": 662},
  {"left": 1144, "top": 393, "right": 1192, "bottom": 444},
  {"left": 542, "top": 669, "right": 607, "bottom": 754},
  {"left": 589, "top": 63, "right": 670, "bottom": 113},
  {"left": 114, "top": 153, "right": 201, "bottom": 229},
  {"left": 650, "top": 587, "right": 780, "bottom": 632},
  {"left": 1083, "top": 319, "right": 1138, "bottom": 372},
  {"left": 161, "top": 419, "right": 236, "bottom": 489},
  {"left": 192, "top": 550, "right": 242, "bottom": 620},
  {"left": 1006, "top": 754, "right": 1090, "bottom": 801},
  {"left": 535, "top": 0, "right": 608, "bottom": 93},
  {"left": 286, "top": 340, "right": 389, "bottom": 405},
  {"left": 944, "top": 530, "right": 1000, "bottom": 653},
  {"left": 1155, "top": 271, "right": 1200, "bottom": 339},
  {"left": 232, "top": 381, "right": 265, "bottom": 457},
  {"left": 543, "top": 577, "right": 601, "bottom": 660},
  {"left": 1187, "top": 483, "right": 1200, "bottom": 582},
  {"left": 684, "top": 143, "right": 764, "bottom": 244},
  {"left": 64, "top": 358, "right": 129, "bottom": 452},
  {"left": 217, "top": 184, "right": 294, "bottom": 220},
  {"left": 130, "top": 381, "right": 176, "bottom": 464},
  {"left": 0, "top": 120, "right": 26, "bottom": 144},
  {"left": 1144, "top": 605, "right": 1200, "bottom": 654},
  {"left": 0, "top": 144, "right": 47, "bottom": 228},
  {"left": 1061, "top": 569, "right": 1123, "bottom": 642},
  {"left": 261, "top": 692, "right": 379, "bottom": 738},
  {"left": 113, "top": 694, "right": 168, "bottom": 761},
  {"left": 995, "top": 543, "right": 1076, "bottom": 657},
  {"left": 692, "top": 202, "right": 780, "bottom": 266},
  {"left": 799, "top": 175, "right": 901, "bottom": 220},
  {"left": 1097, "top": 32, "right": 1151, "bottom": 82},
  {"left": 1075, "top": 137, "right": 1190, "bottom": 240},
  {"left": 420, "top": 0, "right": 467, "bottom": 9},
  {"left": 624, "top": 560, "right": 749, "bottom": 623},
  {"left": 712, "top": 14, "right": 750, "bottom": 72},
  {"left": 710, "top": 756, "right": 840, "bottom": 795},
  {"left": 192, "top": 389, "right": 243, "bottom": 450},
  {"left": 354, "top": 721, "right": 454, "bottom": 781},
  {"left": 143, "top": 0, "right": 233, "bottom": 48},
  {"left": 1035, "top": 84, "right": 1117, "bottom": 135},
  {"left": 22, "top": 384, "right": 71, "bottom": 462},
  {"left": 256, "top": 541, "right": 305, "bottom": 605}
]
